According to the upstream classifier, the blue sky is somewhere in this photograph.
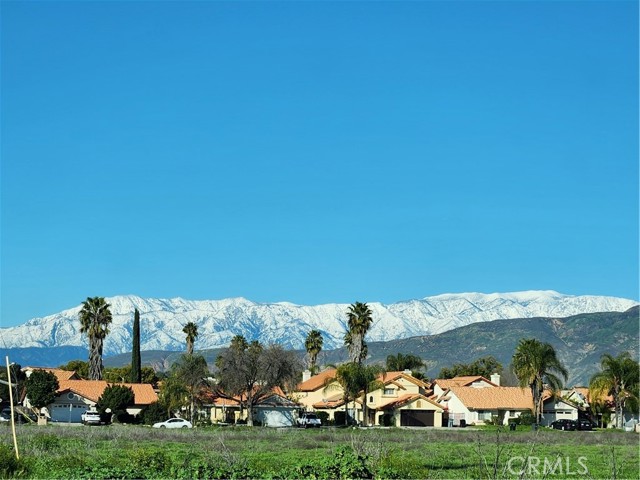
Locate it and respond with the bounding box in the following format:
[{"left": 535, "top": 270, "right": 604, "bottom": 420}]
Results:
[{"left": 1, "top": 1, "right": 638, "bottom": 328}]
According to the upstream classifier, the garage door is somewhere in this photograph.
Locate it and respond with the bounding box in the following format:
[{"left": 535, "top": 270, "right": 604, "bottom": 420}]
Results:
[
  {"left": 401, "top": 410, "right": 434, "bottom": 427},
  {"left": 51, "top": 404, "right": 88, "bottom": 423}
]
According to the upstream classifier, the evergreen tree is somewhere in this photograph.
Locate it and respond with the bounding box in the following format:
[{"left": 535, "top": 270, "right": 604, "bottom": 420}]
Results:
[
  {"left": 130, "top": 308, "right": 142, "bottom": 383},
  {"left": 25, "top": 370, "right": 59, "bottom": 410}
]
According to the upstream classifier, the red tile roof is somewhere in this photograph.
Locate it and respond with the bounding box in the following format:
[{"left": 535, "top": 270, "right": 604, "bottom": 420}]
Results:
[
  {"left": 297, "top": 368, "right": 337, "bottom": 392},
  {"left": 57, "top": 380, "right": 157, "bottom": 405},
  {"left": 376, "top": 393, "right": 442, "bottom": 411},
  {"left": 434, "top": 376, "right": 497, "bottom": 389},
  {"left": 449, "top": 386, "right": 533, "bottom": 410}
]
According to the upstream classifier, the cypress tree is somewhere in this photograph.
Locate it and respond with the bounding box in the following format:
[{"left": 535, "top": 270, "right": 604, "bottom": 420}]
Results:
[{"left": 130, "top": 308, "right": 142, "bottom": 383}]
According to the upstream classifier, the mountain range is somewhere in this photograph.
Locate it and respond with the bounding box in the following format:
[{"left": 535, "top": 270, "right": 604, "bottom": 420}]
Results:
[
  {"left": 95, "top": 307, "right": 637, "bottom": 386},
  {"left": 0, "top": 291, "right": 636, "bottom": 358}
]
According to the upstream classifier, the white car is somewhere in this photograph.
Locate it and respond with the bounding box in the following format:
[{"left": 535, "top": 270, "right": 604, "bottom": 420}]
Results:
[{"left": 152, "top": 418, "right": 193, "bottom": 429}]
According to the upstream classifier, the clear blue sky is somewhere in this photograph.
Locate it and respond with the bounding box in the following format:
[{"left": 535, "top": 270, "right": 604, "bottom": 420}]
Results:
[{"left": 1, "top": 1, "right": 638, "bottom": 328}]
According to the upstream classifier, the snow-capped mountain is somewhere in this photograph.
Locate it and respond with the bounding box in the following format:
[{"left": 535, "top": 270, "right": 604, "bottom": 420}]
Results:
[{"left": 0, "top": 291, "right": 636, "bottom": 356}]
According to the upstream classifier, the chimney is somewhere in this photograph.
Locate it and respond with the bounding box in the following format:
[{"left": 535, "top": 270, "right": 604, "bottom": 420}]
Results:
[
  {"left": 403, "top": 369, "right": 413, "bottom": 376},
  {"left": 490, "top": 373, "right": 501, "bottom": 386},
  {"left": 302, "top": 369, "right": 312, "bottom": 382}
]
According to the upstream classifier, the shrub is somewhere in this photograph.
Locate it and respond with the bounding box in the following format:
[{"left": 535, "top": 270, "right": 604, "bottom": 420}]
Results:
[
  {"left": 0, "top": 444, "right": 29, "bottom": 479},
  {"left": 141, "top": 402, "right": 166, "bottom": 425}
]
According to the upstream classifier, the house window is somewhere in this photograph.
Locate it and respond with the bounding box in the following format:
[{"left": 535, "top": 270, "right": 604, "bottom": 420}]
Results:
[
  {"left": 384, "top": 388, "right": 394, "bottom": 396},
  {"left": 369, "top": 396, "right": 374, "bottom": 403},
  {"left": 67, "top": 393, "right": 74, "bottom": 400},
  {"left": 416, "top": 400, "right": 422, "bottom": 408}
]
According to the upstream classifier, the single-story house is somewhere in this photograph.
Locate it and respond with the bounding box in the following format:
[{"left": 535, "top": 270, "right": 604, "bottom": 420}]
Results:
[
  {"left": 437, "top": 385, "right": 533, "bottom": 426},
  {"left": 204, "top": 387, "right": 299, "bottom": 427}
]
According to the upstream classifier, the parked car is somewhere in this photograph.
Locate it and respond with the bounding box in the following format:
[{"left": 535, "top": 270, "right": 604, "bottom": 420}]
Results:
[
  {"left": 0, "top": 408, "right": 13, "bottom": 422},
  {"left": 153, "top": 418, "right": 193, "bottom": 429},
  {"left": 576, "top": 419, "right": 595, "bottom": 431},
  {"left": 296, "top": 412, "right": 322, "bottom": 428},
  {"left": 81, "top": 410, "right": 109, "bottom": 426},
  {"left": 550, "top": 419, "right": 577, "bottom": 431}
]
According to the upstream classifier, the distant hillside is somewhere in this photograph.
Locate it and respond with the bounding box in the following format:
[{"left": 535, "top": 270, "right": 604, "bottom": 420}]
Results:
[
  {"left": 1, "top": 291, "right": 636, "bottom": 355},
  {"left": 99, "top": 307, "right": 639, "bottom": 386}
]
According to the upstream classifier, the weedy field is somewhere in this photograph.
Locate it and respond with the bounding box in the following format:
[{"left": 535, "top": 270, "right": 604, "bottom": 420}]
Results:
[{"left": 1, "top": 424, "right": 638, "bottom": 479}]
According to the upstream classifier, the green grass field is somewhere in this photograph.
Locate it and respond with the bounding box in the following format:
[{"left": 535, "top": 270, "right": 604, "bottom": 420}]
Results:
[{"left": 1, "top": 424, "right": 638, "bottom": 479}]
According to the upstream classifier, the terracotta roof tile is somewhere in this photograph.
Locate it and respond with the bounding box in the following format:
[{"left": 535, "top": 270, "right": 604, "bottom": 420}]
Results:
[
  {"left": 57, "top": 380, "right": 157, "bottom": 405},
  {"left": 25, "top": 367, "right": 78, "bottom": 382},
  {"left": 297, "top": 368, "right": 337, "bottom": 392},
  {"left": 450, "top": 386, "right": 533, "bottom": 410},
  {"left": 435, "top": 376, "right": 497, "bottom": 389},
  {"left": 313, "top": 393, "right": 344, "bottom": 409}
]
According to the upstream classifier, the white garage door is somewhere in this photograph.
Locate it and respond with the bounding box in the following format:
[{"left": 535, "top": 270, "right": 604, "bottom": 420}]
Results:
[{"left": 257, "top": 408, "right": 294, "bottom": 427}]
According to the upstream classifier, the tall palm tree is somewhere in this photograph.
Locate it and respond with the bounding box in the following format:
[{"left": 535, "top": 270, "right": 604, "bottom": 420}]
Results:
[
  {"left": 345, "top": 302, "right": 374, "bottom": 364},
  {"left": 79, "top": 297, "right": 113, "bottom": 380},
  {"left": 589, "top": 352, "right": 639, "bottom": 429},
  {"left": 305, "top": 330, "right": 324, "bottom": 374},
  {"left": 183, "top": 322, "right": 199, "bottom": 355},
  {"left": 511, "top": 338, "right": 568, "bottom": 424}
]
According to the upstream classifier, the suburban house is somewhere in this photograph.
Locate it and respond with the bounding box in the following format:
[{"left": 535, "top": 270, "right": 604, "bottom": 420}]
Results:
[
  {"left": 22, "top": 367, "right": 157, "bottom": 423},
  {"left": 432, "top": 375, "right": 499, "bottom": 397},
  {"left": 203, "top": 386, "right": 299, "bottom": 427},
  {"left": 294, "top": 368, "right": 444, "bottom": 427},
  {"left": 540, "top": 392, "right": 580, "bottom": 426},
  {"left": 433, "top": 374, "right": 533, "bottom": 426}
]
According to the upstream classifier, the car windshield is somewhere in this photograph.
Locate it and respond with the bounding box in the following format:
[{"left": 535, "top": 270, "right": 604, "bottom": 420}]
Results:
[{"left": 306, "top": 414, "right": 318, "bottom": 419}]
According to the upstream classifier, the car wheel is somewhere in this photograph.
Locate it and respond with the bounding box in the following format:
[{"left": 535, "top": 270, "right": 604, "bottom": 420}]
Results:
[
  {"left": 182, "top": 425, "right": 187, "bottom": 428},
  {"left": 160, "top": 425, "right": 166, "bottom": 428}
]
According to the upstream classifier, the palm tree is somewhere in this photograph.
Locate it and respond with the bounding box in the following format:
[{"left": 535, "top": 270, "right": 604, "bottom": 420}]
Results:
[
  {"left": 386, "top": 353, "right": 425, "bottom": 373},
  {"left": 346, "top": 302, "right": 374, "bottom": 364},
  {"left": 589, "top": 352, "right": 639, "bottom": 429},
  {"left": 305, "top": 330, "right": 324, "bottom": 374},
  {"left": 182, "top": 322, "right": 198, "bottom": 355},
  {"left": 79, "top": 297, "right": 113, "bottom": 380},
  {"left": 329, "top": 363, "right": 363, "bottom": 426},
  {"left": 359, "top": 364, "right": 385, "bottom": 427},
  {"left": 511, "top": 338, "right": 568, "bottom": 424}
]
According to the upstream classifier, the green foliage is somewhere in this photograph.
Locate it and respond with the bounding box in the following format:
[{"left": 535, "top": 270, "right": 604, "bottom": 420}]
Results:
[
  {"left": 103, "top": 365, "right": 159, "bottom": 385},
  {"left": 183, "top": 321, "right": 199, "bottom": 355},
  {"left": 0, "top": 363, "right": 25, "bottom": 404},
  {"left": 78, "top": 296, "right": 113, "bottom": 380},
  {"left": 58, "top": 360, "right": 89, "bottom": 379},
  {"left": 141, "top": 402, "right": 167, "bottom": 425},
  {"left": 130, "top": 308, "right": 142, "bottom": 383},
  {"left": 0, "top": 444, "right": 29, "bottom": 479},
  {"left": 293, "top": 445, "right": 373, "bottom": 479},
  {"left": 25, "top": 369, "right": 59, "bottom": 409},
  {"left": 386, "top": 353, "right": 425, "bottom": 372},
  {"left": 345, "top": 302, "right": 374, "bottom": 364},
  {"left": 170, "top": 353, "right": 209, "bottom": 422},
  {"left": 439, "top": 355, "right": 503, "bottom": 379},
  {"left": 30, "top": 433, "right": 62, "bottom": 453},
  {"left": 305, "top": 329, "right": 324, "bottom": 374},
  {"left": 96, "top": 384, "right": 134, "bottom": 418},
  {"left": 590, "top": 351, "right": 640, "bottom": 429},
  {"left": 512, "top": 338, "right": 568, "bottom": 422}
]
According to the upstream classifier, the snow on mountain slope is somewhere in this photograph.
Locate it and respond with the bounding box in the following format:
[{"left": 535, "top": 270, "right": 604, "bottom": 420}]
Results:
[{"left": 0, "top": 291, "right": 636, "bottom": 356}]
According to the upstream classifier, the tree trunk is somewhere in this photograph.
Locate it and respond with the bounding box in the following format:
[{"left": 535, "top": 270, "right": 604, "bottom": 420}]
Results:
[
  {"left": 362, "top": 387, "right": 369, "bottom": 427},
  {"left": 246, "top": 391, "right": 254, "bottom": 427}
]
